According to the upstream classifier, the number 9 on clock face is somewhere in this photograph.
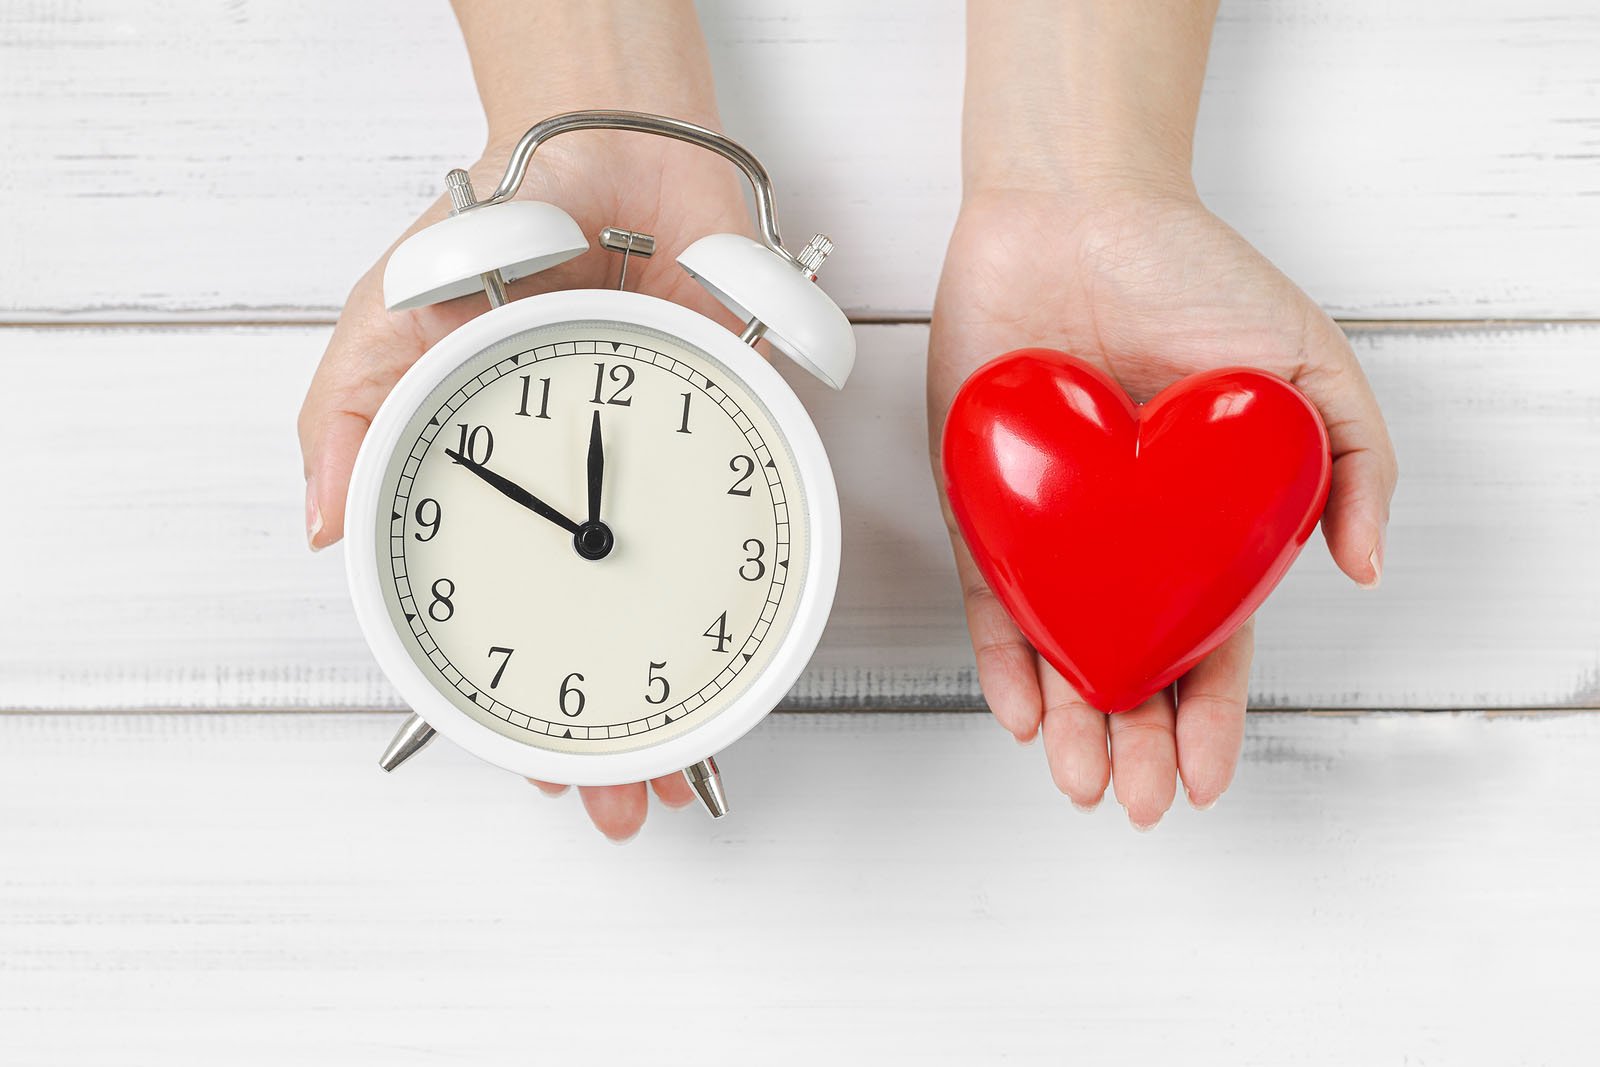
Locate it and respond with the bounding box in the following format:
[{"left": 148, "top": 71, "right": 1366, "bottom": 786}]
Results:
[{"left": 373, "top": 317, "right": 812, "bottom": 759}]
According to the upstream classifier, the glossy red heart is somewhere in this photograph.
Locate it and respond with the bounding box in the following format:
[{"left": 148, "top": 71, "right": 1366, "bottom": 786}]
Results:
[{"left": 941, "top": 349, "right": 1331, "bottom": 713}]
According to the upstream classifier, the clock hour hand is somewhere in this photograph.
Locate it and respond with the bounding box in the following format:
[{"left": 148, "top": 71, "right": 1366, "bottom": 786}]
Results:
[
  {"left": 443, "top": 448, "right": 582, "bottom": 535},
  {"left": 587, "top": 410, "right": 604, "bottom": 525}
]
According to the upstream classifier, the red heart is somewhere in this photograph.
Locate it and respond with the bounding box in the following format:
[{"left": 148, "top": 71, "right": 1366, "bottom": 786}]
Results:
[{"left": 941, "top": 349, "right": 1331, "bottom": 713}]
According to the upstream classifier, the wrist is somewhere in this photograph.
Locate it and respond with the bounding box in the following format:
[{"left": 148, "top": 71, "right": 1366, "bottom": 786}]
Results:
[
  {"left": 952, "top": 168, "right": 1210, "bottom": 262},
  {"left": 453, "top": 0, "right": 722, "bottom": 152},
  {"left": 962, "top": 0, "right": 1216, "bottom": 203},
  {"left": 963, "top": 126, "right": 1198, "bottom": 205}
]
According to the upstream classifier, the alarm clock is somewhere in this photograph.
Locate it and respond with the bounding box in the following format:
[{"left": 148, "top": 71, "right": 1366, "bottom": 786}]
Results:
[{"left": 345, "top": 111, "right": 854, "bottom": 818}]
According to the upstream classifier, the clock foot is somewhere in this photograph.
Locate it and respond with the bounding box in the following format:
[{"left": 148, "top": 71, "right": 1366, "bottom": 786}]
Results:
[
  {"left": 378, "top": 713, "right": 436, "bottom": 772},
  {"left": 683, "top": 758, "right": 729, "bottom": 819}
]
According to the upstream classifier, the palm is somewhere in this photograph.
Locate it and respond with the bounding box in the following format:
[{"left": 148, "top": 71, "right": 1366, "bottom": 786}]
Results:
[
  {"left": 930, "top": 191, "right": 1323, "bottom": 412},
  {"left": 928, "top": 189, "right": 1393, "bottom": 827}
]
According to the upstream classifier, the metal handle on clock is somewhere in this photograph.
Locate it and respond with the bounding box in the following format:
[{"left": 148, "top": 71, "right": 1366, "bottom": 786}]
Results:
[{"left": 466, "top": 110, "right": 806, "bottom": 272}]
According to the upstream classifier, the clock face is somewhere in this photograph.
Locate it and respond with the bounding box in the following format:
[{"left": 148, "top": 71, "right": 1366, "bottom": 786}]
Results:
[{"left": 375, "top": 319, "right": 809, "bottom": 755}]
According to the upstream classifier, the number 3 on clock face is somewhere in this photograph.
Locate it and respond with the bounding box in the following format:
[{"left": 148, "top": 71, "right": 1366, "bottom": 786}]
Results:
[{"left": 350, "top": 296, "right": 838, "bottom": 785}]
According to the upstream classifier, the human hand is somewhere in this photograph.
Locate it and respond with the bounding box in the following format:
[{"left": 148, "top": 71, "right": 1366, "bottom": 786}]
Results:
[
  {"left": 927, "top": 185, "right": 1397, "bottom": 828},
  {"left": 298, "top": 1, "right": 749, "bottom": 840}
]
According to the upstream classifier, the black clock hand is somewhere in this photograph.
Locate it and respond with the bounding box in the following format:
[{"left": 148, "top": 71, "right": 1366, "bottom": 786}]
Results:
[
  {"left": 587, "top": 411, "right": 604, "bottom": 525},
  {"left": 443, "top": 449, "right": 582, "bottom": 535}
]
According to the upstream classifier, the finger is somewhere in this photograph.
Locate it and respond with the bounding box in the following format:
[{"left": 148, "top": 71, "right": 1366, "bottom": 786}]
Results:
[
  {"left": 1292, "top": 317, "right": 1399, "bottom": 589},
  {"left": 527, "top": 779, "right": 569, "bottom": 797},
  {"left": 650, "top": 773, "right": 695, "bottom": 809},
  {"left": 1107, "top": 688, "right": 1179, "bottom": 831},
  {"left": 295, "top": 271, "right": 425, "bottom": 550},
  {"left": 578, "top": 783, "right": 649, "bottom": 842},
  {"left": 1324, "top": 447, "right": 1393, "bottom": 588},
  {"left": 1174, "top": 620, "right": 1254, "bottom": 811},
  {"left": 1039, "top": 657, "right": 1111, "bottom": 811},
  {"left": 300, "top": 404, "right": 371, "bottom": 551},
  {"left": 951, "top": 538, "right": 1043, "bottom": 743}
]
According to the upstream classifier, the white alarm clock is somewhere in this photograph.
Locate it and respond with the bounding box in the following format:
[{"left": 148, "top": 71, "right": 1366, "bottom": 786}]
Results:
[{"left": 345, "top": 111, "right": 854, "bottom": 818}]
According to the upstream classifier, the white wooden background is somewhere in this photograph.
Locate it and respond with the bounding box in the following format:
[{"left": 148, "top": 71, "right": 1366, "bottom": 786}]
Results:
[{"left": 2, "top": 1, "right": 1599, "bottom": 1062}]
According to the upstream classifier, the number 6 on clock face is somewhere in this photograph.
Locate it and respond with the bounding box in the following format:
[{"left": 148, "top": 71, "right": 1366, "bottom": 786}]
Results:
[{"left": 345, "top": 291, "right": 841, "bottom": 787}]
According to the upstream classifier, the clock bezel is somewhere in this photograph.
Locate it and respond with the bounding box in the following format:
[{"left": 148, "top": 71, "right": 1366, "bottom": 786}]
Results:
[{"left": 345, "top": 288, "right": 841, "bottom": 785}]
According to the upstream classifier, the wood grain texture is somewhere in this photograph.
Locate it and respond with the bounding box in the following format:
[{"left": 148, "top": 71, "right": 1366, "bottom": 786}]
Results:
[
  {"left": 3, "top": 5, "right": 1594, "bottom": 1054},
  {"left": 3, "top": 0, "right": 1598, "bottom": 321},
  {"left": 1, "top": 709, "right": 1596, "bottom": 1064},
  {"left": 1, "top": 322, "right": 1595, "bottom": 711}
]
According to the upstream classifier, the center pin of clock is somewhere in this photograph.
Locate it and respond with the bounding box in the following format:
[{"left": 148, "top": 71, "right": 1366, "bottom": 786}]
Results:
[{"left": 573, "top": 520, "right": 614, "bottom": 561}]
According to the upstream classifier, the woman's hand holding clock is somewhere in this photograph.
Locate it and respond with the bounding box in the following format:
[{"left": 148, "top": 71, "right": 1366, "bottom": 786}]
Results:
[{"left": 298, "top": 0, "right": 749, "bottom": 840}]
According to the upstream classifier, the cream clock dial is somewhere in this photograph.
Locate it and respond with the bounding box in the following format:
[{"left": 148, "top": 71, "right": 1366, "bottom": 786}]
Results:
[{"left": 376, "top": 319, "right": 808, "bottom": 755}]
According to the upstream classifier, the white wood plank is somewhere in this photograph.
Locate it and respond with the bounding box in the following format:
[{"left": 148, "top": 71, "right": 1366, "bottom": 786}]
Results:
[
  {"left": 0, "top": 710, "right": 1596, "bottom": 1064},
  {"left": 0, "top": 322, "right": 1595, "bottom": 710},
  {"left": 3, "top": 0, "right": 1598, "bottom": 320}
]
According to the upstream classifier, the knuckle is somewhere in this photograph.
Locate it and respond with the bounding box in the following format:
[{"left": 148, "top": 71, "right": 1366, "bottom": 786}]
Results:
[
  {"left": 1110, "top": 717, "right": 1175, "bottom": 746},
  {"left": 972, "top": 636, "right": 1029, "bottom": 666},
  {"left": 1178, "top": 693, "right": 1240, "bottom": 722}
]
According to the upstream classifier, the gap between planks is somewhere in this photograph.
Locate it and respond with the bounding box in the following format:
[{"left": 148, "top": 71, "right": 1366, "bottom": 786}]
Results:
[
  {"left": 1, "top": 707, "right": 1596, "bottom": 717},
  {"left": 5, "top": 316, "right": 1600, "bottom": 330}
]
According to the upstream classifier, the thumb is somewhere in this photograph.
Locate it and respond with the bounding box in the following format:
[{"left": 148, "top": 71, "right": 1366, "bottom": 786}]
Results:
[
  {"left": 297, "top": 269, "right": 449, "bottom": 551},
  {"left": 1292, "top": 315, "right": 1399, "bottom": 588},
  {"left": 299, "top": 403, "right": 372, "bottom": 552}
]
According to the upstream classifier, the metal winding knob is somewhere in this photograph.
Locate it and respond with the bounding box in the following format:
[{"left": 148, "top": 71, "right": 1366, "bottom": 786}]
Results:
[{"left": 795, "top": 234, "right": 834, "bottom": 278}]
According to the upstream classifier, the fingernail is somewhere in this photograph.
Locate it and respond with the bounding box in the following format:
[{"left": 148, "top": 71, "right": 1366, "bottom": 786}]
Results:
[
  {"left": 305, "top": 479, "right": 324, "bottom": 551},
  {"left": 1358, "top": 530, "right": 1385, "bottom": 590},
  {"left": 1187, "top": 789, "right": 1219, "bottom": 812},
  {"left": 606, "top": 827, "right": 640, "bottom": 845},
  {"left": 1015, "top": 731, "right": 1038, "bottom": 747},
  {"left": 1119, "top": 800, "right": 1163, "bottom": 832},
  {"left": 1070, "top": 798, "right": 1100, "bottom": 814}
]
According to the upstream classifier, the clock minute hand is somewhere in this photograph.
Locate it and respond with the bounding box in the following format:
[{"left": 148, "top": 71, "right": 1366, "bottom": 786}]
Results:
[
  {"left": 586, "top": 411, "right": 604, "bottom": 525},
  {"left": 443, "top": 449, "right": 582, "bottom": 535}
]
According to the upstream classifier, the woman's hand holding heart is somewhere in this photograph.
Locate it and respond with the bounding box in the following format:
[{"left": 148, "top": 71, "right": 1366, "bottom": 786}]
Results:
[{"left": 933, "top": 1, "right": 1398, "bottom": 828}]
